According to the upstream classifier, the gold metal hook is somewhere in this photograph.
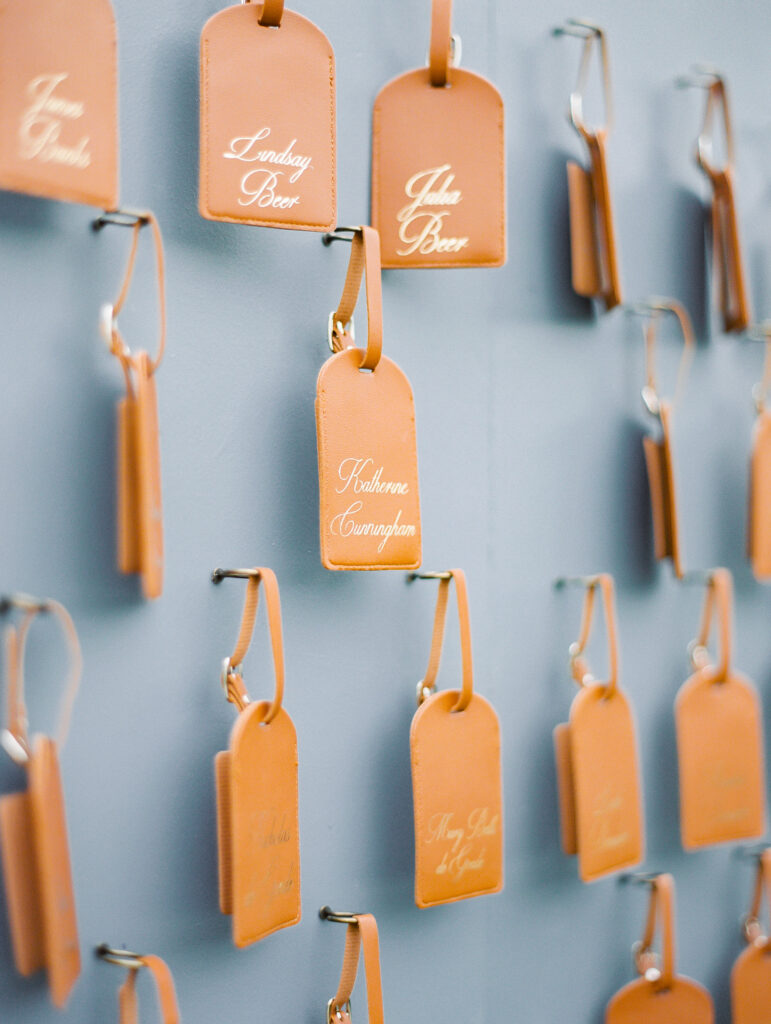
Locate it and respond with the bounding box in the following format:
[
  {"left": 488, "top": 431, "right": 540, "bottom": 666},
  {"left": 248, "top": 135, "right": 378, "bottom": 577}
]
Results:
[
  {"left": 96, "top": 943, "right": 144, "bottom": 969},
  {"left": 319, "top": 906, "right": 360, "bottom": 924},
  {"left": 553, "top": 574, "right": 602, "bottom": 589},
  {"left": 406, "top": 571, "right": 453, "bottom": 582},
  {"left": 553, "top": 18, "right": 612, "bottom": 136},
  {"left": 92, "top": 208, "right": 150, "bottom": 231},
  {"left": 211, "top": 568, "right": 262, "bottom": 584},
  {"left": 322, "top": 225, "right": 360, "bottom": 246},
  {"left": 619, "top": 871, "right": 663, "bottom": 887}
]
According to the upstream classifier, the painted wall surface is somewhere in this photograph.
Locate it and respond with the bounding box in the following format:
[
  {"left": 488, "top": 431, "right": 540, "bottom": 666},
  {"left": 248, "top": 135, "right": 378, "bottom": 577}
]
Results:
[{"left": 2, "top": 1, "right": 771, "bottom": 1021}]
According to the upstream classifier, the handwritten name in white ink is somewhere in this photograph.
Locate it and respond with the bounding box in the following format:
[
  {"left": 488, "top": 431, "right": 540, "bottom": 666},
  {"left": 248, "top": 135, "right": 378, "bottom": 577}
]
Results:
[
  {"left": 19, "top": 73, "right": 91, "bottom": 169},
  {"left": 396, "top": 164, "right": 468, "bottom": 257},
  {"left": 223, "top": 127, "right": 312, "bottom": 209}
]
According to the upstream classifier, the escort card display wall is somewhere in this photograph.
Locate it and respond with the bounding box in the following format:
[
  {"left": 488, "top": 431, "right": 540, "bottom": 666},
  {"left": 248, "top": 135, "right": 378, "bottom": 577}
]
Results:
[{"left": 2, "top": 0, "right": 771, "bottom": 1022}]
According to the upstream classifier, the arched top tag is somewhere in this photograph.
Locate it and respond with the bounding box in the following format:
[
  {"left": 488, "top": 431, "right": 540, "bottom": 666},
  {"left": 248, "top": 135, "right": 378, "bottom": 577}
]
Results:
[
  {"left": 199, "top": 3, "right": 336, "bottom": 230},
  {"left": 0, "top": 0, "right": 118, "bottom": 207}
]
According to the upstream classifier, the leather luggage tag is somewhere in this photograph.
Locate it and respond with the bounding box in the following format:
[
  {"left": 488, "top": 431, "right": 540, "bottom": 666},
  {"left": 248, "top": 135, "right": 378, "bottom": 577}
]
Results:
[
  {"left": 410, "top": 570, "right": 502, "bottom": 907},
  {"left": 316, "top": 226, "right": 421, "bottom": 570},
  {"left": 0, "top": 601, "right": 82, "bottom": 1008},
  {"left": 676, "top": 569, "right": 766, "bottom": 849},
  {"left": 199, "top": 0, "right": 335, "bottom": 230},
  {"left": 639, "top": 301, "right": 693, "bottom": 579},
  {"left": 559, "top": 23, "right": 622, "bottom": 309},
  {"left": 748, "top": 338, "right": 771, "bottom": 579},
  {"left": 732, "top": 849, "right": 771, "bottom": 1024},
  {"left": 116, "top": 953, "right": 180, "bottom": 1024},
  {"left": 102, "top": 212, "right": 166, "bottom": 600},
  {"left": 690, "top": 75, "right": 750, "bottom": 333},
  {"left": 214, "top": 568, "right": 300, "bottom": 947},
  {"left": 0, "top": 0, "right": 118, "bottom": 207},
  {"left": 606, "top": 874, "right": 714, "bottom": 1024},
  {"left": 371, "top": 0, "right": 505, "bottom": 268},
  {"left": 326, "top": 914, "right": 384, "bottom": 1024},
  {"left": 553, "top": 574, "right": 644, "bottom": 882}
]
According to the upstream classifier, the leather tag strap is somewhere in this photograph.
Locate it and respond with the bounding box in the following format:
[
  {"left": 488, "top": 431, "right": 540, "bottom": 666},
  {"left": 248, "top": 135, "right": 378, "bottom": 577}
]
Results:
[
  {"left": 692, "top": 567, "right": 732, "bottom": 683},
  {"left": 569, "top": 574, "right": 618, "bottom": 696},
  {"left": 585, "top": 131, "right": 622, "bottom": 310},
  {"left": 711, "top": 170, "right": 751, "bottom": 333},
  {"left": 255, "top": 0, "right": 284, "bottom": 28},
  {"left": 331, "top": 915, "right": 384, "bottom": 1024},
  {"left": 3, "top": 601, "right": 82, "bottom": 758},
  {"left": 330, "top": 226, "right": 382, "bottom": 372},
  {"left": 643, "top": 300, "right": 694, "bottom": 413},
  {"left": 421, "top": 569, "right": 473, "bottom": 712},
  {"left": 638, "top": 873, "right": 675, "bottom": 991},
  {"left": 109, "top": 211, "right": 166, "bottom": 377},
  {"left": 225, "top": 568, "right": 284, "bottom": 724},
  {"left": 429, "top": 0, "right": 452, "bottom": 87},
  {"left": 118, "top": 955, "right": 180, "bottom": 1024},
  {"left": 747, "top": 848, "right": 771, "bottom": 943}
]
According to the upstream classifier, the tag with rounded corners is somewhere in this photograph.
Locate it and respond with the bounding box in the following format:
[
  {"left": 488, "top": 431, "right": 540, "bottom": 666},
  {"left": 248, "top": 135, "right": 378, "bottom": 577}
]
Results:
[
  {"left": 216, "top": 702, "right": 300, "bottom": 947},
  {"left": 732, "top": 941, "right": 771, "bottom": 1023},
  {"left": 643, "top": 401, "right": 683, "bottom": 578},
  {"left": 316, "top": 226, "right": 421, "bottom": 570},
  {"left": 749, "top": 410, "right": 771, "bottom": 580},
  {"left": 0, "top": 0, "right": 118, "bottom": 207},
  {"left": 676, "top": 671, "right": 765, "bottom": 849},
  {"left": 0, "top": 790, "right": 45, "bottom": 977},
  {"left": 411, "top": 692, "right": 503, "bottom": 906},
  {"left": 28, "top": 736, "right": 80, "bottom": 1008},
  {"left": 606, "top": 977, "right": 714, "bottom": 1023},
  {"left": 199, "top": 1, "right": 335, "bottom": 230},
  {"left": 372, "top": 69, "right": 504, "bottom": 268},
  {"left": 409, "top": 570, "right": 503, "bottom": 907},
  {"left": 316, "top": 350, "right": 421, "bottom": 569},
  {"left": 554, "top": 686, "right": 644, "bottom": 882}
]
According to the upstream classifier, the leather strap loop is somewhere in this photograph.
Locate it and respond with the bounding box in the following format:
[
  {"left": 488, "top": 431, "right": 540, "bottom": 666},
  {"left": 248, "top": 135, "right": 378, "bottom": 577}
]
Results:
[
  {"left": 692, "top": 568, "right": 732, "bottom": 683},
  {"left": 118, "top": 956, "right": 180, "bottom": 1024},
  {"left": 429, "top": 0, "right": 452, "bottom": 87},
  {"left": 331, "top": 915, "right": 384, "bottom": 1024},
  {"left": 4, "top": 600, "right": 82, "bottom": 757},
  {"left": 225, "top": 568, "right": 284, "bottom": 724},
  {"left": 638, "top": 874, "right": 675, "bottom": 991},
  {"left": 109, "top": 211, "right": 166, "bottom": 376},
  {"left": 421, "top": 569, "right": 474, "bottom": 713},
  {"left": 330, "top": 226, "right": 382, "bottom": 372},
  {"left": 569, "top": 574, "right": 618, "bottom": 696},
  {"left": 257, "top": 0, "right": 283, "bottom": 27}
]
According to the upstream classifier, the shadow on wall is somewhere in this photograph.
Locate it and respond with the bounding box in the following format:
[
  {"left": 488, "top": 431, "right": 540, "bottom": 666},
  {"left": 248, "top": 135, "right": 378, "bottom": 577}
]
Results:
[{"left": 613, "top": 417, "right": 657, "bottom": 588}]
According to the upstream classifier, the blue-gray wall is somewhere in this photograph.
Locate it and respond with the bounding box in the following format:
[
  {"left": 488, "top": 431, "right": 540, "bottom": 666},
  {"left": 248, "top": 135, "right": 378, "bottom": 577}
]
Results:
[{"left": 2, "top": 1, "right": 771, "bottom": 1021}]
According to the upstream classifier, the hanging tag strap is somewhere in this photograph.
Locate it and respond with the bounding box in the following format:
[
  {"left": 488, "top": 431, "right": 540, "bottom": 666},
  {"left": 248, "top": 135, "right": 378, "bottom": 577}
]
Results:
[
  {"left": 256, "top": 0, "right": 284, "bottom": 28},
  {"left": 745, "top": 848, "right": 771, "bottom": 944},
  {"left": 118, "top": 955, "right": 180, "bottom": 1024},
  {"left": 330, "top": 226, "right": 382, "bottom": 372},
  {"left": 224, "top": 568, "right": 284, "bottom": 723},
  {"left": 642, "top": 300, "right": 694, "bottom": 416},
  {"left": 637, "top": 874, "right": 676, "bottom": 991},
  {"left": 752, "top": 325, "right": 771, "bottom": 413},
  {"left": 429, "top": 0, "right": 453, "bottom": 87},
  {"left": 420, "top": 569, "right": 474, "bottom": 712},
  {"left": 690, "top": 568, "right": 732, "bottom": 682},
  {"left": 3, "top": 600, "right": 82, "bottom": 762},
  {"left": 569, "top": 574, "right": 618, "bottom": 695},
  {"left": 107, "top": 211, "right": 166, "bottom": 381},
  {"left": 585, "top": 131, "right": 621, "bottom": 309},
  {"left": 330, "top": 915, "right": 384, "bottom": 1024}
]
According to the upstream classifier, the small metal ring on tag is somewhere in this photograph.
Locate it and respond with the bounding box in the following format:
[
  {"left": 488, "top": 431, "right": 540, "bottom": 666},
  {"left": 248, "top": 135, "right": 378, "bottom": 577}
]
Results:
[
  {"left": 327, "top": 998, "right": 351, "bottom": 1024},
  {"left": 327, "top": 312, "right": 355, "bottom": 352},
  {"left": 424, "top": 34, "right": 462, "bottom": 71},
  {"left": 1, "top": 729, "right": 29, "bottom": 765},
  {"left": 641, "top": 385, "right": 660, "bottom": 416},
  {"left": 416, "top": 680, "right": 436, "bottom": 706}
]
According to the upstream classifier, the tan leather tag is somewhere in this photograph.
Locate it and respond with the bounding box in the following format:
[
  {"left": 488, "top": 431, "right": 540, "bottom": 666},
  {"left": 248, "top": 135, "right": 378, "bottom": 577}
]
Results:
[
  {"left": 0, "top": 0, "right": 118, "bottom": 207},
  {"left": 606, "top": 977, "right": 714, "bottom": 1023},
  {"left": 410, "top": 690, "right": 503, "bottom": 907},
  {"left": 553, "top": 723, "right": 578, "bottom": 856},
  {"left": 749, "top": 410, "right": 771, "bottom": 579},
  {"left": 116, "top": 394, "right": 140, "bottom": 575},
  {"left": 371, "top": 68, "right": 505, "bottom": 267},
  {"left": 217, "top": 701, "right": 300, "bottom": 946},
  {"left": 28, "top": 736, "right": 80, "bottom": 1008},
  {"left": 134, "top": 354, "right": 164, "bottom": 600},
  {"left": 199, "top": 3, "right": 336, "bottom": 230},
  {"left": 676, "top": 671, "right": 765, "bottom": 848},
  {"left": 0, "top": 791, "right": 45, "bottom": 977},
  {"left": 643, "top": 402, "right": 682, "bottom": 577},
  {"left": 556, "top": 687, "right": 643, "bottom": 882},
  {"left": 732, "top": 943, "right": 771, "bottom": 1024},
  {"left": 567, "top": 160, "right": 602, "bottom": 298},
  {"left": 316, "top": 349, "right": 421, "bottom": 570},
  {"left": 215, "top": 750, "right": 233, "bottom": 915}
]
